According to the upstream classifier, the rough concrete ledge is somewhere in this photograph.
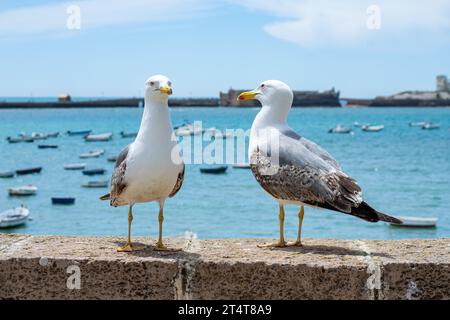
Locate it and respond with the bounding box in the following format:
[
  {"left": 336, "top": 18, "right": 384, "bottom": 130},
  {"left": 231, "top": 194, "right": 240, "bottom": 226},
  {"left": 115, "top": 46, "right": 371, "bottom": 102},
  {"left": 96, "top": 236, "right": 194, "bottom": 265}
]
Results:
[{"left": 0, "top": 235, "right": 449, "bottom": 300}]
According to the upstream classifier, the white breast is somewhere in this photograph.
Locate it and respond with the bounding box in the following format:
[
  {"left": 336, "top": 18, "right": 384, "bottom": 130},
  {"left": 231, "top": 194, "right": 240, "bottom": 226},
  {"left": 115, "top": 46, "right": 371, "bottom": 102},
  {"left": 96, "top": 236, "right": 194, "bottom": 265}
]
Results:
[{"left": 123, "top": 140, "right": 182, "bottom": 203}]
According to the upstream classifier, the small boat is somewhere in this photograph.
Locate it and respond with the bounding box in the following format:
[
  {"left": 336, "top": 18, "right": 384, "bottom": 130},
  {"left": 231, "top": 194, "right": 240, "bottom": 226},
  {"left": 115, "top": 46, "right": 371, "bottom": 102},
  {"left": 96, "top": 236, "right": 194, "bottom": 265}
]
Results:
[
  {"left": 0, "top": 171, "right": 15, "bottom": 178},
  {"left": 82, "top": 181, "right": 109, "bottom": 188},
  {"left": 8, "top": 185, "right": 38, "bottom": 196},
  {"left": 107, "top": 156, "right": 117, "bottom": 162},
  {"left": 328, "top": 124, "right": 352, "bottom": 134},
  {"left": 82, "top": 168, "right": 106, "bottom": 176},
  {"left": 120, "top": 131, "right": 137, "bottom": 138},
  {"left": 6, "top": 136, "right": 34, "bottom": 143},
  {"left": 200, "top": 166, "right": 228, "bottom": 174},
  {"left": 64, "top": 163, "right": 86, "bottom": 170},
  {"left": 0, "top": 207, "right": 30, "bottom": 228},
  {"left": 389, "top": 216, "right": 438, "bottom": 228},
  {"left": 47, "top": 132, "right": 60, "bottom": 138},
  {"left": 31, "top": 132, "right": 48, "bottom": 140},
  {"left": 422, "top": 123, "right": 440, "bottom": 130},
  {"left": 233, "top": 163, "right": 251, "bottom": 169},
  {"left": 79, "top": 149, "right": 105, "bottom": 159},
  {"left": 52, "top": 197, "right": 76, "bottom": 205},
  {"left": 409, "top": 121, "right": 427, "bottom": 127},
  {"left": 84, "top": 132, "right": 113, "bottom": 142},
  {"left": 67, "top": 130, "right": 92, "bottom": 136},
  {"left": 38, "top": 144, "right": 58, "bottom": 149},
  {"left": 16, "top": 167, "right": 42, "bottom": 175},
  {"left": 6, "top": 137, "right": 24, "bottom": 143},
  {"left": 362, "top": 125, "right": 384, "bottom": 132}
]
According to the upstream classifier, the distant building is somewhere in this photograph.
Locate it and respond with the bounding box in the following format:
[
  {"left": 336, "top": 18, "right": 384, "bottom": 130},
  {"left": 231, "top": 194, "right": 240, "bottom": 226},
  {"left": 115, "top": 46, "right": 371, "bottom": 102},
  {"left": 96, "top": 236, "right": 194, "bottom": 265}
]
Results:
[
  {"left": 436, "top": 75, "right": 450, "bottom": 92},
  {"left": 58, "top": 94, "right": 72, "bottom": 103},
  {"left": 381, "top": 75, "right": 450, "bottom": 101},
  {"left": 220, "top": 88, "right": 341, "bottom": 107}
]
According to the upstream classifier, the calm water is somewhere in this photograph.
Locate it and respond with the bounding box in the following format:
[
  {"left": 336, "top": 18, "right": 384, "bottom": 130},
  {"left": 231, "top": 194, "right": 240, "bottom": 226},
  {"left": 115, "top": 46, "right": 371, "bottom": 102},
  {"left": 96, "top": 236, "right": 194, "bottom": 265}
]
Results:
[{"left": 0, "top": 107, "right": 449, "bottom": 240}]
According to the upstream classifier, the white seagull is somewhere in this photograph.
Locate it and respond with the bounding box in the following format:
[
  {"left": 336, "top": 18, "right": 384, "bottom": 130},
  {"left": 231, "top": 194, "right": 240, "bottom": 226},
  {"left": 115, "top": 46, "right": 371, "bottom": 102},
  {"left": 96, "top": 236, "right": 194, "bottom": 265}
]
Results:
[
  {"left": 101, "top": 75, "right": 184, "bottom": 252},
  {"left": 238, "top": 80, "right": 402, "bottom": 248}
]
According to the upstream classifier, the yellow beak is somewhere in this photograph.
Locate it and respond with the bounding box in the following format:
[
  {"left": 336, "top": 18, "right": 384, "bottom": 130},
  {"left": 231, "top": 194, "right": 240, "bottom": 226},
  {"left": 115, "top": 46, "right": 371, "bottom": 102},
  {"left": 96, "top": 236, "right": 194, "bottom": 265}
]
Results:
[
  {"left": 237, "top": 91, "right": 257, "bottom": 102},
  {"left": 159, "top": 86, "right": 173, "bottom": 95}
]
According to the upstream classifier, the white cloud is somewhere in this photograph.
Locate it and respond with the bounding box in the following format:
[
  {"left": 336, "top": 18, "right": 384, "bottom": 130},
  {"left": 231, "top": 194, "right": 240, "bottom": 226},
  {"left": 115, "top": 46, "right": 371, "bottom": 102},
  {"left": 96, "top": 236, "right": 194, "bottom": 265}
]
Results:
[
  {"left": 232, "top": 0, "right": 450, "bottom": 47},
  {"left": 0, "top": 0, "right": 209, "bottom": 38}
]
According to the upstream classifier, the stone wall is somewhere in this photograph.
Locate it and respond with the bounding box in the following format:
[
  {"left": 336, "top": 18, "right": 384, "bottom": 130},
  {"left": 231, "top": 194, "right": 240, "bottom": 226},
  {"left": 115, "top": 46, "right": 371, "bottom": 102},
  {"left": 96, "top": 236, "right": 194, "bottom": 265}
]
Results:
[{"left": 0, "top": 235, "right": 448, "bottom": 300}]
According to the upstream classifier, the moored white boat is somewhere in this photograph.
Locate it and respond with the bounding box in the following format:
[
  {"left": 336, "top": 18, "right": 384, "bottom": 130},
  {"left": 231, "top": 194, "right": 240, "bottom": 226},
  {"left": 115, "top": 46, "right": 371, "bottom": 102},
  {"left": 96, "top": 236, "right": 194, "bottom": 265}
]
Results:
[
  {"left": 84, "top": 132, "right": 113, "bottom": 142},
  {"left": 422, "top": 123, "right": 440, "bottom": 130},
  {"left": 329, "top": 124, "right": 352, "bottom": 134},
  {"left": 362, "top": 125, "right": 384, "bottom": 132},
  {"left": 47, "top": 132, "right": 60, "bottom": 138},
  {"left": 82, "top": 181, "right": 109, "bottom": 188},
  {"left": 120, "top": 131, "right": 137, "bottom": 138},
  {"left": 389, "top": 216, "right": 438, "bottom": 228},
  {"left": 0, "top": 171, "right": 15, "bottom": 178},
  {"left": 64, "top": 163, "right": 86, "bottom": 170},
  {"left": 0, "top": 207, "right": 30, "bottom": 228},
  {"left": 79, "top": 149, "right": 105, "bottom": 159},
  {"left": 409, "top": 121, "right": 427, "bottom": 127},
  {"left": 31, "top": 132, "right": 48, "bottom": 140},
  {"left": 8, "top": 185, "right": 38, "bottom": 196}
]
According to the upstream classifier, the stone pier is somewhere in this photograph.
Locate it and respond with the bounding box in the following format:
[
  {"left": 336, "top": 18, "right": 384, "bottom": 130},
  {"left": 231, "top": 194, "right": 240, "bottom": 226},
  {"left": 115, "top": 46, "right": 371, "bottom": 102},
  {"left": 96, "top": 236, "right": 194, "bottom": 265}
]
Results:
[{"left": 0, "top": 235, "right": 448, "bottom": 300}]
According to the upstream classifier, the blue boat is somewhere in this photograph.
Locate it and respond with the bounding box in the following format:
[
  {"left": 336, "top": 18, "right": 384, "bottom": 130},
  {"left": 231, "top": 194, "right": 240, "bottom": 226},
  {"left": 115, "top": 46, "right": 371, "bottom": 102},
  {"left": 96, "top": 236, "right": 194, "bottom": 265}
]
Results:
[
  {"left": 82, "top": 168, "right": 106, "bottom": 176},
  {"left": 200, "top": 166, "right": 228, "bottom": 174},
  {"left": 52, "top": 197, "right": 75, "bottom": 205},
  {"left": 67, "top": 130, "right": 92, "bottom": 136},
  {"left": 16, "top": 167, "right": 42, "bottom": 175}
]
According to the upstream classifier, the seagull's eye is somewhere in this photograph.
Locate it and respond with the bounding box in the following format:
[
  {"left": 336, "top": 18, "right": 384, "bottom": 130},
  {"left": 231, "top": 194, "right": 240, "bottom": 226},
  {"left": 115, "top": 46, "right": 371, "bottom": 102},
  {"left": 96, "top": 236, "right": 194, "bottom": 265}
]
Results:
[
  {"left": 168, "top": 81, "right": 172, "bottom": 87},
  {"left": 149, "top": 81, "right": 155, "bottom": 86},
  {"left": 261, "top": 84, "right": 265, "bottom": 88}
]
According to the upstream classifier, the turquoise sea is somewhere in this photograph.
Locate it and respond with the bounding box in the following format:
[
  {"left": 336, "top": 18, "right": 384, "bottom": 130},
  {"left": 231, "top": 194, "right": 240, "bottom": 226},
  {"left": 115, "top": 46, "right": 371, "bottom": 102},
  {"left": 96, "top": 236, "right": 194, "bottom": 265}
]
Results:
[{"left": 0, "top": 106, "right": 449, "bottom": 240}]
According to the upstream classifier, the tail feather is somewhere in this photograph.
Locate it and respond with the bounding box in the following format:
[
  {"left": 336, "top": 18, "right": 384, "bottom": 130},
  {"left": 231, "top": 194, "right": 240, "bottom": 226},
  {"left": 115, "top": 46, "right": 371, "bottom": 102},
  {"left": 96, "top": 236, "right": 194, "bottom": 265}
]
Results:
[
  {"left": 350, "top": 201, "right": 402, "bottom": 224},
  {"left": 376, "top": 211, "right": 403, "bottom": 224},
  {"left": 99, "top": 193, "right": 110, "bottom": 201}
]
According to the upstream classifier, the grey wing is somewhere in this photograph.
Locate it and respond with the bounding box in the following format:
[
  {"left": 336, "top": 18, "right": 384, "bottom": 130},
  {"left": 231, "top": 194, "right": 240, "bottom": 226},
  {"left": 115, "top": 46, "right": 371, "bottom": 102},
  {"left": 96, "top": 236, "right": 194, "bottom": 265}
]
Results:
[
  {"left": 299, "top": 137, "right": 341, "bottom": 170},
  {"left": 251, "top": 134, "right": 362, "bottom": 213},
  {"left": 110, "top": 144, "right": 130, "bottom": 206},
  {"left": 280, "top": 127, "right": 341, "bottom": 170},
  {"left": 169, "top": 163, "right": 185, "bottom": 198}
]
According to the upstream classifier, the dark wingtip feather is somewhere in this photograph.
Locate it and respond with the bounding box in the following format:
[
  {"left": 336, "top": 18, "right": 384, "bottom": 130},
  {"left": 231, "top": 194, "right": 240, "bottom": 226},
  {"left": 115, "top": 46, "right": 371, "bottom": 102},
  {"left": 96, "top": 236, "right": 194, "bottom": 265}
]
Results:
[
  {"left": 99, "top": 193, "right": 110, "bottom": 201},
  {"left": 377, "top": 212, "right": 403, "bottom": 224}
]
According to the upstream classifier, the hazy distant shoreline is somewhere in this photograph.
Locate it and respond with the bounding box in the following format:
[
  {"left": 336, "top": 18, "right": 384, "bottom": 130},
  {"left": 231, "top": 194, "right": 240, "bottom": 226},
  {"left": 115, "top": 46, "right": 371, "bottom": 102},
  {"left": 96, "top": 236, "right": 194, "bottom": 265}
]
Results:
[{"left": 1, "top": 98, "right": 450, "bottom": 109}]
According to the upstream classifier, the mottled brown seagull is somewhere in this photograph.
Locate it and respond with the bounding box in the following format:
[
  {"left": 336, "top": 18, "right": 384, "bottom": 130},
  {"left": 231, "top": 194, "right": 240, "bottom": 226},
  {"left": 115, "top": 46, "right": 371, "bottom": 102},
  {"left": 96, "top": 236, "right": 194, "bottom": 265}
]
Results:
[
  {"left": 101, "top": 75, "right": 184, "bottom": 252},
  {"left": 238, "top": 80, "right": 402, "bottom": 248}
]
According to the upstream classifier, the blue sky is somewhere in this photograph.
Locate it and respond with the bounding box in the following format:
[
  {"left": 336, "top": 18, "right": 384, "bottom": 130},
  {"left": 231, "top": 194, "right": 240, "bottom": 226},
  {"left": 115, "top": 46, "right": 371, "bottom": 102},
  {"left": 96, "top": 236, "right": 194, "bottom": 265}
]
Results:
[{"left": 1, "top": 0, "right": 449, "bottom": 98}]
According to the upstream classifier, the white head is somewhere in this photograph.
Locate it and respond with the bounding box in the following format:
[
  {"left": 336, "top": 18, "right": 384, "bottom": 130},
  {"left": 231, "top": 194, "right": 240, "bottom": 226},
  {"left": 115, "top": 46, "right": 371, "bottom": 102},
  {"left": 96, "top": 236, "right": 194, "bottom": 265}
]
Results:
[
  {"left": 238, "top": 80, "right": 293, "bottom": 123},
  {"left": 144, "top": 74, "right": 173, "bottom": 104}
]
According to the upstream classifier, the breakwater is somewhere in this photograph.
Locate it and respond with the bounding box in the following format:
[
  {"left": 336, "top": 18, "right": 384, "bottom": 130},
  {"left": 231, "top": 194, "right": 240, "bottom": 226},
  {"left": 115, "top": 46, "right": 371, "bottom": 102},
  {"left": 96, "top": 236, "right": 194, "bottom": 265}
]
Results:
[
  {"left": 345, "top": 98, "right": 450, "bottom": 107},
  {"left": 0, "top": 98, "right": 220, "bottom": 109}
]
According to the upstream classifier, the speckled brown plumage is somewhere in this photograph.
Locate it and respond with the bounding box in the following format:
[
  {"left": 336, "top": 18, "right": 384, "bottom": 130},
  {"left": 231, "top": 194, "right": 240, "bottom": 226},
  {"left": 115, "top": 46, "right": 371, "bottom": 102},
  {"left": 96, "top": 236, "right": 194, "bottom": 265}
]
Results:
[
  {"left": 250, "top": 148, "right": 399, "bottom": 223},
  {"left": 99, "top": 144, "right": 130, "bottom": 206},
  {"left": 169, "top": 163, "right": 185, "bottom": 198},
  {"left": 110, "top": 160, "right": 128, "bottom": 207}
]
